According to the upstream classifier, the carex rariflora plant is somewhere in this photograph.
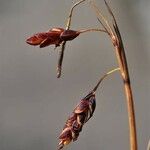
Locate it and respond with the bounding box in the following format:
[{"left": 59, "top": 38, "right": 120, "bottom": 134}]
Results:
[{"left": 26, "top": 0, "right": 138, "bottom": 150}]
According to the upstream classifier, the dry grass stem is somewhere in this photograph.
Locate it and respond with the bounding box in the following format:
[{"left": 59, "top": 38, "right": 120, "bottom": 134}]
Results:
[{"left": 90, "top": 1, "right": 137, "bottom": 150}]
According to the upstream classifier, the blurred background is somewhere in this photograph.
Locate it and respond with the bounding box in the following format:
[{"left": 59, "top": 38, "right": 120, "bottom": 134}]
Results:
[{"left": 0, "top": 0, "right": 150, "bottom": 150}]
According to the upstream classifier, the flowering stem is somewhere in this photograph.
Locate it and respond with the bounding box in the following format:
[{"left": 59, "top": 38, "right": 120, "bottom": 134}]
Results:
[{"left": 90, "top": 1, "right": 138, "bottom": 149}]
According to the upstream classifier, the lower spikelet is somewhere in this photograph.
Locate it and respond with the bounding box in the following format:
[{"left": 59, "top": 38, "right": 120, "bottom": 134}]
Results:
[{"left": 58, "top": 91, "right": 96, "bottom": 149}]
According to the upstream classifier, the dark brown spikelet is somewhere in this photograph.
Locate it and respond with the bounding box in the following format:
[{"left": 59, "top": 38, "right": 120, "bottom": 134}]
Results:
[
  {"left": 58, "top": 91, "right": 96, "bottom": 150},
  {"left": 26, "top": 28, "right": 64, "bottom": 48},
  {"left": 26, "top": 28, "right": 80, "bottom": 48},
  {"left": 60, "top": 30, "right": 80, "bottom": 41}
]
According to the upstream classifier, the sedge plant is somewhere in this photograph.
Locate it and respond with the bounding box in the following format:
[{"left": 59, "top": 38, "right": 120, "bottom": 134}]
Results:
[{"left": 26, "top": 0, "right": 138, "bottom": 150}]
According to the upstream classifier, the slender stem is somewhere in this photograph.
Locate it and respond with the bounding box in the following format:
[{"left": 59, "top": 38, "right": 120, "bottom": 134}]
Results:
[
  {"left": 57, "top": 43, "right": 65, "bottom": 78},
  {"left": 66, "top": 0, "right": 86, "bottom": 30},
  {"left": 79, "top": 28, "right": 107, "bottom": 34},
  {"left": 106, "top": 1, "right": 138, "bottom": 149},
  {"left": 113, "top": 29, "right": 138, "bottom": 150},
  {"left": 92, "top": 67, "right": 120, "bottom": 92},
  {"left": 57, "top": 0, "right": 86, "bottom": 78}
]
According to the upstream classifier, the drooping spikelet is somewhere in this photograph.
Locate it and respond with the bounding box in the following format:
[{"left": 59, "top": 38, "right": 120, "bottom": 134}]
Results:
[
  {"left": 26, "top": 27, "right": 80, "bottom": 48},
  {"left": 58, "top": 91, "right": 96, "bottom": 149}
]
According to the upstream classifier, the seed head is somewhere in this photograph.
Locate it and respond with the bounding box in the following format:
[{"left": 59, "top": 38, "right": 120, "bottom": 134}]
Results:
[
  {"left": 58, "top": 91, "right": 96, "bottom": 149},
  {"left": 26, "top": 28, "right": 64, "bottom": 48},
  {"left": 26, "top": 28, "right": 80, "bottom": 48}
]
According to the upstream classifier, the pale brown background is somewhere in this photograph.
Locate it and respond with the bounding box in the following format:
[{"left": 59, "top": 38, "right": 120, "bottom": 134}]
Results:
[{"left": 0, "top": 0, "right": 150, "bottom": 150}]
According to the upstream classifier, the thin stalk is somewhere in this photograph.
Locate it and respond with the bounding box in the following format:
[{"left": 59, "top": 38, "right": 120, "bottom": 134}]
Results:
[
  {"left": 57, "top": 43, "right": 65, "bottom": 78},
  {"left": 79, "top": 28, "right": 107, "bottom": 34},
  {"left": 65, "top": 0, "right": 86, "bottom": 30},
  {"left": 57, "top": 0, "right": 86, "bottom": 78},
  {"left": 92, "top": 67, "right": 120, "bottom": 93}
]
